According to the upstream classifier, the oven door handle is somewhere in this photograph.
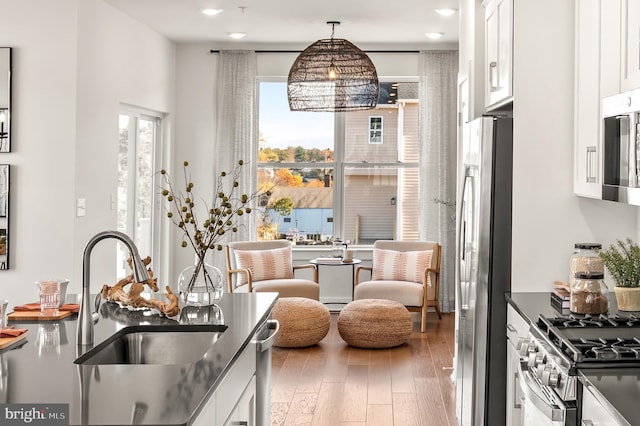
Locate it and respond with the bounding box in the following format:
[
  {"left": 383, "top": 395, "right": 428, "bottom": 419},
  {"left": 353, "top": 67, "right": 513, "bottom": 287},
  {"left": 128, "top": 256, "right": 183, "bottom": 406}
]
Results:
[{"left": 517, "top": 360, "right": 566, "bottom": 422}]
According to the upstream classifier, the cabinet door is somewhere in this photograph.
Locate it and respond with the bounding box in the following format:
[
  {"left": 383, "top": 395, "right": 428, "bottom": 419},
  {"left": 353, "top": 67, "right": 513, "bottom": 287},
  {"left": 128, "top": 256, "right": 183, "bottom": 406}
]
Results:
[
  {"left": 621, "top": 0, "right": 640, "bottom": 91},
  {"left": 581, "top": 382, "right": 620, "bottom": 425},
  {"left": 484, "top": 0, "right": 513, "bottom": 109},
  {"left": 601, "top": 0, "right": 622, "bottom": 98},
  {"left": 191, "top": 391, "right": 216, "bottom": 426},
  {"left": 574, "top": 0, "right": 603, "bottom": 198},
  {"left": 505, "top": 305, "right": 525, "bottom": 426},
  {"left": 224, "top": 375, "right": 256, "bottom": 426}
]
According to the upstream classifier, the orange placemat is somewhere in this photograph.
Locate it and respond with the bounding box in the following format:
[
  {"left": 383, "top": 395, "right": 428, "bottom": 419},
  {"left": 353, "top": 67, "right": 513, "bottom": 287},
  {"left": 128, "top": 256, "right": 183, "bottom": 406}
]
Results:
[
  {"left": 8, "top": 310, "right": 72, "bottom": 321},
  {"left": 13, "top": 303, "right": 79, "bottom": 313},
  {"left": 0, "top": 328, "right": 28, "bottom": 350}
]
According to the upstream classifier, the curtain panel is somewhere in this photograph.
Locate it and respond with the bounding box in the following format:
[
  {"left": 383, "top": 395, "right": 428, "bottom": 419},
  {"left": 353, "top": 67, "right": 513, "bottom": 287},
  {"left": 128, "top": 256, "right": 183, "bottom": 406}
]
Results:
[
  {"left": 419, "top": 50, "right": 459, "bottom": 313},
  {"left": 212, "top": 50, "right": 258, "bottom": 273}
]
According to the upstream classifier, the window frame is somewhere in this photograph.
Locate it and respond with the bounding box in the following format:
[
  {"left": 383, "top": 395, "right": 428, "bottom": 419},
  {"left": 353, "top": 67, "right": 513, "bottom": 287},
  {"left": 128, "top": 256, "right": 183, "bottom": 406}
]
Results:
[
  {"left": 368, "top": 116, "right": 384, "bottom": 144},
  {"left": 256, "top": 77, "right": 419, "bottom": 244},
  {"left": 117, "top": 105, "right": 165, "bottom": 277}
]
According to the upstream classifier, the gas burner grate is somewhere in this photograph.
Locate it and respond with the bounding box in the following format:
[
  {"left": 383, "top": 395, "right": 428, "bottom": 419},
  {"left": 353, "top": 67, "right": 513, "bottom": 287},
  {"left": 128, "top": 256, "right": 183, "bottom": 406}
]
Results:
[
  {"left": 542, "top": 313, "right": 640, "bottom": 328},
  {"left": 571, "top": 337, "right": 640, "bottom": 360},
  {"left": 536, "top": 314, "right": 640, "bottom": 366}
]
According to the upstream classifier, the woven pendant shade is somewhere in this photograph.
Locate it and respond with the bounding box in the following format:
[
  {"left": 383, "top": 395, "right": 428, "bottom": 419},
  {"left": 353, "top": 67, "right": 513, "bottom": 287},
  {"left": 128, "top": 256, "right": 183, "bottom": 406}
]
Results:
[{"left": 288, "top": 37, "right": 379, "bottom": 112}]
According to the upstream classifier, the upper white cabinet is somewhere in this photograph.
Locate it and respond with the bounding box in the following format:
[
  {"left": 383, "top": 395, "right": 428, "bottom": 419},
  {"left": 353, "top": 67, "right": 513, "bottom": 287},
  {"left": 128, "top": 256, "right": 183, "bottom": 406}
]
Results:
[
  {"left": 621, "top": 0, "right": 640, "bottom": 91},
  {"left": 573, "top": 0, "right": 626, "bottom": 198},
  {"left": 483, "top": 0, "right": 513, "bottom": 110},
  {"left": 574, "top": 0, "right": 603, "bottom": 198},
  {"left": 601, "top": 0, "right": 622, "bottom": 98}
]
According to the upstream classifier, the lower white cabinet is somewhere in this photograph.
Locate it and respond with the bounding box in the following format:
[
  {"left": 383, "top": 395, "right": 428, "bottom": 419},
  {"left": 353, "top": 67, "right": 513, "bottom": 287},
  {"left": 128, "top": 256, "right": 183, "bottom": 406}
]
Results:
[
  {"left": 191, "top": 339, "right": 257, "bottom": 426},
  {"left": 224, "top": 375, "right": 256, "bottom": 426},
  {"left": 581, "top": 383, "right": 620, "bottom": 425}
]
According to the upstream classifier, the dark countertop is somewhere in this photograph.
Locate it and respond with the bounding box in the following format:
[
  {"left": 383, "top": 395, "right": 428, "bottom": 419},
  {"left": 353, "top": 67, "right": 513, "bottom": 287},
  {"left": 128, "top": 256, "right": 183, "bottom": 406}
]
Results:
[
  {"left": 506, "top": 292, "right": 639, "bottom": 426},
  {"left": 1, "top": 292, "right": 278, "bottom": 425}
]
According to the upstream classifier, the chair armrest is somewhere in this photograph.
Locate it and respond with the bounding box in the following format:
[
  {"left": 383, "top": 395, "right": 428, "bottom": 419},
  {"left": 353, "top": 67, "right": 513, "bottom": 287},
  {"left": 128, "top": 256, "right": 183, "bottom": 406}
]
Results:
[
  {"left": 355, "top": 265, "right": 373, "bottom": 285},
  {"left": 294, "top": 263, "right": 318, "bottom": 283},
  {"left": 424, "top": 267, "right": 439, "bottom": 287},
  {"left": 227, "top": 268, "right": 253, "bottom": 292}
]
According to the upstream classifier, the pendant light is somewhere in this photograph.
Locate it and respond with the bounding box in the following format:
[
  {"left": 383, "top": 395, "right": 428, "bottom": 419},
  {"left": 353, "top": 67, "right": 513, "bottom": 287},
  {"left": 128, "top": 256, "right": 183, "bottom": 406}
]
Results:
[{"left": 287, "top": 21, "right": 379, "bottom": 112}]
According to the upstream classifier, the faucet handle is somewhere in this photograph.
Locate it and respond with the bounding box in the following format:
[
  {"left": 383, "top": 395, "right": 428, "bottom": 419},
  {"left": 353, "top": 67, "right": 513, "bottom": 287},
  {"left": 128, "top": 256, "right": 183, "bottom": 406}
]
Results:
[{"left": 92, "top": 294, "right": 101, "bottom": 324}]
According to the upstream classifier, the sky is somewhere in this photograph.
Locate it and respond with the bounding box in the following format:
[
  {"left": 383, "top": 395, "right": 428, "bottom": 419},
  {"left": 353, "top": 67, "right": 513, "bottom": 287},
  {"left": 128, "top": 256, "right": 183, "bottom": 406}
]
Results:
[{"left": 258, "top": 82, "right": 334, "bottom": 150}]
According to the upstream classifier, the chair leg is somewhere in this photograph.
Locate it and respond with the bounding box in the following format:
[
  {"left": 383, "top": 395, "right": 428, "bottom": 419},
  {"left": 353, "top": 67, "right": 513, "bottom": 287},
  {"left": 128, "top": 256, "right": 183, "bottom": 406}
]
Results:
[
  {"left": 421, "top": 306, "right": 427, "bottom": 333},
  {"left": 435, "top": 302, "right": 442, "bottom": 319}
]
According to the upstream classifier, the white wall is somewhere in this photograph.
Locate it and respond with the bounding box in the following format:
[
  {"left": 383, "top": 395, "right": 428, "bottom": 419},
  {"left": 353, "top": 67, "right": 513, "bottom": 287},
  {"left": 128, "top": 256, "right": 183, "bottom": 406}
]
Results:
[
  {"left": 0, "top": 0, "right": 78, "bottom": 307},
  {"left": 0, "top": 0, "right": 175, "bottom": 308},
  {"left": 73, "top": 0, "right": 175, "bottom": 293}
]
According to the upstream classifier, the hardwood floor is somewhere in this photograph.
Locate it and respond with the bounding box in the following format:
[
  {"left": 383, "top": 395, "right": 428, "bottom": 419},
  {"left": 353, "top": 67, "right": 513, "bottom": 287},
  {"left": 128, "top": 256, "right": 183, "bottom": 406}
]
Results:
[{"left": 270, "top": 312, "right": 457, "bottom": 426}]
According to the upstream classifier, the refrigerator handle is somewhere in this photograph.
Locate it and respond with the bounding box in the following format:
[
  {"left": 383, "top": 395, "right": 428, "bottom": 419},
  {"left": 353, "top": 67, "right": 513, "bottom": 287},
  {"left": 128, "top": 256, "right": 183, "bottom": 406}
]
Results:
[{"left": 458, "top": 167, "right": 472, "bottom": 263}]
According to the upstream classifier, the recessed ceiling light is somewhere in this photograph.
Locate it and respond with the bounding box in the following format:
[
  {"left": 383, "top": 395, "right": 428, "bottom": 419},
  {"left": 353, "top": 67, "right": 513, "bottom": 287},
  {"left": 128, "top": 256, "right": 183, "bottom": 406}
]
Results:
[
  {"left": 228, "top": 32, "right": 247, "bottom": 39},
  {"left": 425, "top": 32, "right": 444, "bottom": 39},
  {"left": 201, "top": 8, "right": 223, "bottom": 16},
  {"left": 435, "top": 8, "right": 458, "bottom": 17}
]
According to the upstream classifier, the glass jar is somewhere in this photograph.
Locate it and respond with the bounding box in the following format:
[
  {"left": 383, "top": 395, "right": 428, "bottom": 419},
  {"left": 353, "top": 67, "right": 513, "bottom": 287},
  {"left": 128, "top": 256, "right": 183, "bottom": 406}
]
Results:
[
  {"left": 569, "top": 243, "right": 604, "bottom": 288},
  {"left": 570, "top": 272, "right": 609, "bottom": 314}
]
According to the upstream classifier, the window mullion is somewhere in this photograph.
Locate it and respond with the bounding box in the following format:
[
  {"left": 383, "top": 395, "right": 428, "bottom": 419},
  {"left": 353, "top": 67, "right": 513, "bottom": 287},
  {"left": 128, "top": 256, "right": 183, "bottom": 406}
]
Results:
[{"left": 333, "top": 112, "right": 345, "bottom": 241}]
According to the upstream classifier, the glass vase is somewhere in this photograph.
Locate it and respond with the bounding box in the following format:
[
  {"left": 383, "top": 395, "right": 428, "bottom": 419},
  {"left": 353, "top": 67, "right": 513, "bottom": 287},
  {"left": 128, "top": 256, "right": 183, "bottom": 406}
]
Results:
[{"left": 178, "top": 257, "right": 223, "bottom": 306}]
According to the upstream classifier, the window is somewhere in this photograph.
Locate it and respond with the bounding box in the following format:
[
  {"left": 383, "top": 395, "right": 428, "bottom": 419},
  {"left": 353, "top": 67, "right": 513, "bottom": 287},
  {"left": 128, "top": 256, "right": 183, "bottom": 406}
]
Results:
[
  {"left": 117, "top": 109, "right": 162, "bottom": 277},
  {"left": 369, "top": 116, "right": 383, "bottom": 144},
  {"left": 257, "top": 80, "right": 420, "bottom": 245}
]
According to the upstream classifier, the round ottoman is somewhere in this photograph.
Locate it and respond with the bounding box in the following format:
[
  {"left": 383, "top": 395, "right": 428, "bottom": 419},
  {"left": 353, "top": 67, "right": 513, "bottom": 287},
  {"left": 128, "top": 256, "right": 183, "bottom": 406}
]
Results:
[
  {"left": 271, "top": 297, "right": 330, "bottom": 348},
  {"left": 338, "top": 299, "right": 412, "bottom": 348}
]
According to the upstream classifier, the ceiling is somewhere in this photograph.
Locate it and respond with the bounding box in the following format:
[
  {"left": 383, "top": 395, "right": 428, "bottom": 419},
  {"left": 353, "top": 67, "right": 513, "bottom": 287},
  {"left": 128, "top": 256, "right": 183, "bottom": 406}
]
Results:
[{"left": 104, "top": 0, "right": 459, "bottom": 46}]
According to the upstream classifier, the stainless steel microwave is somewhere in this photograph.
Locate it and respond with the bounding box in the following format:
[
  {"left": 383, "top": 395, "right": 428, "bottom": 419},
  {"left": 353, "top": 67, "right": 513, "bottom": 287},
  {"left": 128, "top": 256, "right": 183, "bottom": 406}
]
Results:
[{"left": 602, "top": 89, "right": 640, "bottom": 205}]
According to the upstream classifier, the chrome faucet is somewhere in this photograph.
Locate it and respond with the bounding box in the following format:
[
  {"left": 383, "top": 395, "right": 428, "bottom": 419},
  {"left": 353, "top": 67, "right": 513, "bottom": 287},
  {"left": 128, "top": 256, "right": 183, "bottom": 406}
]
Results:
[{"left": 77, "top": 231, "right": 149, "bottom": 346}]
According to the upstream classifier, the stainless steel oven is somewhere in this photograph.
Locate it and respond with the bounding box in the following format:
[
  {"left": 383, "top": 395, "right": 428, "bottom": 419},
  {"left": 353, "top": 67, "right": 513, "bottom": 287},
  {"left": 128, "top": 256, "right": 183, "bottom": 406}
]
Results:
[
  {"left": 522, "top": 312, "right": 640, "bottom": 426},
  {"left": 515, "top": 323, "right": 577, "bottom": 426}
]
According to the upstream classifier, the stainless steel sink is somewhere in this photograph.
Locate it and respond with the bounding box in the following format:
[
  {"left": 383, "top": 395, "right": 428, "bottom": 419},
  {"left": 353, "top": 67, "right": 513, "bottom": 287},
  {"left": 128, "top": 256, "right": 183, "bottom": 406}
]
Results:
[{"left": 74, "top": 325, "right": 227, "bottom": 365}]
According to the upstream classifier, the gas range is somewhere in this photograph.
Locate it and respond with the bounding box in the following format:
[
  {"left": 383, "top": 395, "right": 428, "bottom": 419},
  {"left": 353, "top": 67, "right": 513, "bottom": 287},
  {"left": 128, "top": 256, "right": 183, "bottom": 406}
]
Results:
[
  {"left": 522, "top": 312, "right": 640, "bottom": 404},
  {"left": 537, "top": 313, "right": 640, "bottom": 368}
]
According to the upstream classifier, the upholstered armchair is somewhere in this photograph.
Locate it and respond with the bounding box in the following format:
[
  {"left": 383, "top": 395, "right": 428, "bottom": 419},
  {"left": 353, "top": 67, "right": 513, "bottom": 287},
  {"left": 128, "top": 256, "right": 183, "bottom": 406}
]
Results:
[
  {"left": 353, "top": 240, "right": 442, "bottom": 333},
  {"left": 225, "top": 240, "right": 320, "bottom": 300}
]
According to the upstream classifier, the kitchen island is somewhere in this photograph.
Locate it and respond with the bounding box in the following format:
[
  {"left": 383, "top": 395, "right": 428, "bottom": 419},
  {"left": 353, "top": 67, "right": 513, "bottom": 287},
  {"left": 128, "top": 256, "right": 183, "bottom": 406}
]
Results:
[
  {"left": 1, "top": 291, "right": 278, "bottom": 425},
  {"left": 507, "top": 292, "right": 638, "bottom": 426}
]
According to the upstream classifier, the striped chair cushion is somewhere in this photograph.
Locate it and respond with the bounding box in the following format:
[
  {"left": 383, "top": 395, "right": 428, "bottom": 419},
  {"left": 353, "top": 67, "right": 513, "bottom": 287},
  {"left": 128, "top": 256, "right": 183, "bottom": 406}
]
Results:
[
  {"left": 234, "top": 246, "right": 294, "bottom": 286},
  {"left": 372, "top": 248, "right": 433, "bottom": 287}
]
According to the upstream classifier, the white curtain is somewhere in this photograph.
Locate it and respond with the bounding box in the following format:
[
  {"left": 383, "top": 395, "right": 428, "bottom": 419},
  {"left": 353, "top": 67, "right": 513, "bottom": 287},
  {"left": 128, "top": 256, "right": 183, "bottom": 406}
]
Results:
[
  {"left": 419, "top": 50, "right": 458, "bottom": 313},
  {"left": 211, "top": 50, "right": 258, "bottom": 273}
]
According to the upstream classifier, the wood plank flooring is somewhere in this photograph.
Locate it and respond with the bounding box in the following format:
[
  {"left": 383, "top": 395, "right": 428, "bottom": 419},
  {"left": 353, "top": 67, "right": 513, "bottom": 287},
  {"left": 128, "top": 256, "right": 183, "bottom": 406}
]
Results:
[{"left": 271, "top": 312, "right": 457, "bottom": 426}]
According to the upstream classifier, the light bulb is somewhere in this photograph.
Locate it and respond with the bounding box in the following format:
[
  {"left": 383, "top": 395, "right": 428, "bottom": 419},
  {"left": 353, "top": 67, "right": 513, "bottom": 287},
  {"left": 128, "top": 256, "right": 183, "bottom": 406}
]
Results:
[{"left": 327, "top": 61, "right": 338, "bottom": 80}]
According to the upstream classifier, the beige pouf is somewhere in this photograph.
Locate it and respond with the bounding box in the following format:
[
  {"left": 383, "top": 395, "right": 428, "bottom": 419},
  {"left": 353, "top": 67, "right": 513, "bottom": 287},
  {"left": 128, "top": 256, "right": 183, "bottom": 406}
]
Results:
[
  {"left": 338, "top": 299, "right": 412, "bottom": 348},
  {"left": 272, "top": 297, "right": 330, "bottom": 348}
]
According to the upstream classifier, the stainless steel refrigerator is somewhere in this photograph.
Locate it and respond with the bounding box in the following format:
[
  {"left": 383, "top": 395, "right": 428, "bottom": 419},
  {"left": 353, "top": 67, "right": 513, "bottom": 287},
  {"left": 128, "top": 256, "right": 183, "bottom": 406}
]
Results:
[{"left": 455, "top": 116, "right": 513, "bottom": 426}]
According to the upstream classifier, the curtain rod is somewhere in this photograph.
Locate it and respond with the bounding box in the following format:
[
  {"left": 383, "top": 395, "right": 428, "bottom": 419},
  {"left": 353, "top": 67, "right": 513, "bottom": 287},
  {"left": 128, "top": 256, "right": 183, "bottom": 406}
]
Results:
[{"left": 209, "top": 49, "right": 420, "bottom": 54}]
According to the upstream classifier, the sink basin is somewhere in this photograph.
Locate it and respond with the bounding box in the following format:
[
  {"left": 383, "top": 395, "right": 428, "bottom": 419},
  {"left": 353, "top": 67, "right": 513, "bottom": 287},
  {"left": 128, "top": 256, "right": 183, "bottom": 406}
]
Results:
[{"left": 74, "top": 325, "right": 227, "bottom": 365}]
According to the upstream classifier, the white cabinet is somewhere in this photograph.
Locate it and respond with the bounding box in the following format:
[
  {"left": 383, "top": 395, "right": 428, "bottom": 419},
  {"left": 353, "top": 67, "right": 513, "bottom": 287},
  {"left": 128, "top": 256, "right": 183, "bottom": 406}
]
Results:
[
  {"left": 581, "top": 382, "right": 622, "bottom": 425},
  {"left": 224, "top": 376, "right": 256, "bottom": 426},
  {"left": 574, "top": 0, "right": 603, "bottom": 198},
  {"left": 216, "top": 338, "right": 257, "bottom": 425},
  {"left": 192, "top": 334, "right": 258, "bottom": 426},
  {"left": 601, "top": 0, "right": 622, "bottom": 98},
  {"left": 621, "top": 0, "right": 640, "bottom": 91},
  {"left": 573, "top": 0, "right": 624, "bottom": 198},
  {"left": 483, "top": 0, "right": 513, "bottom": 110},
  {"left": 506, "top": 304, "right": 527, "bottom": 426}
]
